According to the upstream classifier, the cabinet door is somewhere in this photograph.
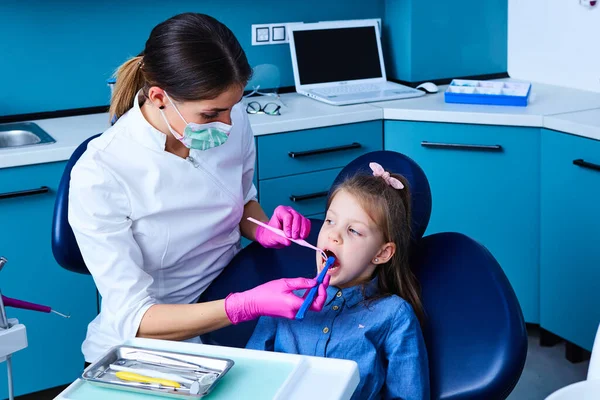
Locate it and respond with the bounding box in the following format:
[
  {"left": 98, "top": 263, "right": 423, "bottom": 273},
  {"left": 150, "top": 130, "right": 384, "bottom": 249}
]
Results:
[
  {"left": 385, "top": 121, "right": 540, "bottom": 323},
  {"left": 259, "top": 168, "right": 342, "bottom": 218},
  {"left": 0, "top": 162, "right": 97, "bottom": 396},
  {"left": 541, "top": 129, "right": 600, "bottom": 351},
  {"left": 257, "top": 121, "right": 382, "bottom": 180}
]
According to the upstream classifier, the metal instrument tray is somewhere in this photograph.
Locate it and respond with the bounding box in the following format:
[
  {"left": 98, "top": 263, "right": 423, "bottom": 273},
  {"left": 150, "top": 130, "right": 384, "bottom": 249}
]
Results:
[{"left": 82, "top": 345, "right": 234, "bottom": 398}]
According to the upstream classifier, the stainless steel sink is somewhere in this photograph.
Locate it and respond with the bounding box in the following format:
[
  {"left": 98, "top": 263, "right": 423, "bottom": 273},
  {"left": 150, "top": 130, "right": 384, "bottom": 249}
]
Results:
[{"left": 0, "top": 122, "right": 56, "bottom": 149}]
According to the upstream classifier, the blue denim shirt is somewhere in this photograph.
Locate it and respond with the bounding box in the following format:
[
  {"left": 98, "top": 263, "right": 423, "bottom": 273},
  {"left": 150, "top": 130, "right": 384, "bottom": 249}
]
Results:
[{"left": 246, "top": 280, "right": 430, "bottom": 400}]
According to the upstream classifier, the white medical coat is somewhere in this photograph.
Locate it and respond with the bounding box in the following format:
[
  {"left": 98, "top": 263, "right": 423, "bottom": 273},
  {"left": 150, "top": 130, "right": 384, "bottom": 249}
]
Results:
[{"left": 68, "top": 94, "right": 257, "bottom": 362}]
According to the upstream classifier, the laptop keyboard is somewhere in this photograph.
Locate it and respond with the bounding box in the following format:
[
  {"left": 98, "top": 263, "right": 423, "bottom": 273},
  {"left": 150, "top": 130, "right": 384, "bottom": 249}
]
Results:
[
  {"left": 313, "top": 84, "right": 418, "bottom": 98},
  {"left": 314, "top": 84, "right": 382, "bottom": 96}
]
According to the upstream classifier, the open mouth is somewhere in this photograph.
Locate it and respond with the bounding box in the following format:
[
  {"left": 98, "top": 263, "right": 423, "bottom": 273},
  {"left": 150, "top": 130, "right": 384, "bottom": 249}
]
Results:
[{"left": 322, "top": 249, "right": 341, "bottom": 274}]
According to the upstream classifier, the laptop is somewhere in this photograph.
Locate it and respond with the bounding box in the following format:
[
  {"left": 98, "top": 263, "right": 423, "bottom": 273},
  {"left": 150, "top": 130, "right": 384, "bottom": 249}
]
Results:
[{"left": 288, "top": 19, "right": 425, "bottom": 106}]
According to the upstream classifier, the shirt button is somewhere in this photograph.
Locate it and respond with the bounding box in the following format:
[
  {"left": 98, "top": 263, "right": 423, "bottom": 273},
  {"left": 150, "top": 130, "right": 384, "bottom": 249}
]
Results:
[
  {"left": 332, "top": 305, "right": 339, "bottom": 311},
  {"left": 336, "top": 291, "right": 342, "bottom": 298},
  {"left": 323, "top": 327, "right": 330, "bottom": 334}
]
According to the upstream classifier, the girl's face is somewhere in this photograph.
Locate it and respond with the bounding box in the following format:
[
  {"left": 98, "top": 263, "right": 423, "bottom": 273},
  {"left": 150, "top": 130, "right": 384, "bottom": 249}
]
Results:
[{"left": 316, "top": 190, "right": 395, "bottom": 288}]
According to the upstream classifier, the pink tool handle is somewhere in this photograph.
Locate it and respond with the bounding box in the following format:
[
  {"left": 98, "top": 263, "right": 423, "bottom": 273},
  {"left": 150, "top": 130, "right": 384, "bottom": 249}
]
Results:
[
  {"left": 247, "top": 217, "right": 325, "bottom": 256},
  {"left": 2, "top": 295, "right": 51, "bottom": 313}
]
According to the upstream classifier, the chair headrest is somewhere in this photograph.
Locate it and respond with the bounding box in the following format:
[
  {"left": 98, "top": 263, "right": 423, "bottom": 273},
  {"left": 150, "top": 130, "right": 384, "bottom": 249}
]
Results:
[
  {"left": 330, "top": 150, "right": 432, "bottom": 241},
  {"left": 51, "top": 133, "right": 101, "bottom": 274}
]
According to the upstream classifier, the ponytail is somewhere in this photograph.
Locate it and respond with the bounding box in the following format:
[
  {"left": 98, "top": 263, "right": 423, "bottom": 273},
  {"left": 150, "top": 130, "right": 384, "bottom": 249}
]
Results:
[{"left": 109, "top": 55, "right": 145, "bottom": 122}]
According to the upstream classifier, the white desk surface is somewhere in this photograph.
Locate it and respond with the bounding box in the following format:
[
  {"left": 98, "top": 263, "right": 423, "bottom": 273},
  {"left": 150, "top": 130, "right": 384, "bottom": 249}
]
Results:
[
  {"left": 373, "top": 80, "right": 600, "bottom": 127},
  {"left": 545, "top": 379, "right": 600, "bottom": 400},
  {"left": 544, "top": 108, "right": 600, "bottom": 142},
  {"left": 2, "top": 81, "right": 600, "bottom": 169},
  {"left": 56, "top": 337, "right": 360, "bottom": 400}
]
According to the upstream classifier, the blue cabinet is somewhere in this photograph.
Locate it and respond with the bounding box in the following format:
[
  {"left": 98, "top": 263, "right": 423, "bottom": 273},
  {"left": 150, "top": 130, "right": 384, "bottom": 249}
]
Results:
[
  {"left": 540, "top": 129, "right": 600, "bottom": 351},
  {"left": 260, "top": 168, "right": 342, "bottom": 217},
  {"left": 0, "top": 162, "right": 97, "bottom": 396},
  {"left": 385, "top": 121, "right": 541, "bottom": 323},
  {"left": 256, "top": 121, "right": 383, "bottom": 218}
]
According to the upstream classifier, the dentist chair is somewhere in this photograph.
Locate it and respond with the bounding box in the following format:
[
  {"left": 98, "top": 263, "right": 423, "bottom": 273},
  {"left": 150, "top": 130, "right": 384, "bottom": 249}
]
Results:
[
  {"left": 51, "top": 134, "right": 100, "bottom": 275},
  {"left": 199, "top": 150, "right": 528, "bottom": 399}
]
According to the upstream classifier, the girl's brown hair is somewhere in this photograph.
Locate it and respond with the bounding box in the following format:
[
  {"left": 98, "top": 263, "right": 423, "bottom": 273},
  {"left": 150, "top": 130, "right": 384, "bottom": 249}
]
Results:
[
  {"left": 328, "top": 173, "right": 425, "bottom": 325},
  {"left": 109, "top": 13, "right": 252, "bottom": 122}
]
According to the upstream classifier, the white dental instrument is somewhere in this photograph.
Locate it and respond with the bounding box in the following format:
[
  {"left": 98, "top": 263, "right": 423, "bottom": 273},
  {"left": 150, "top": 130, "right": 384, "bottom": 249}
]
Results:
[{"left": 247, "top": 217, "right": 327, "bottom": 260}]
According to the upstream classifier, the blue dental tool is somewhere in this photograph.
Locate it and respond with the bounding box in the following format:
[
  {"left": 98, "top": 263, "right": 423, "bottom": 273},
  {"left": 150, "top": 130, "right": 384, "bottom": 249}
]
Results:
[{"left": 295, "top": 256, "right": 336, "bottom": 321}]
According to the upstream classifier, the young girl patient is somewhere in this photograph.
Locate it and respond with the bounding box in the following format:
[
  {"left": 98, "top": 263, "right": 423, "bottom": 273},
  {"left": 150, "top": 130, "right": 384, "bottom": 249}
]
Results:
[{"left": 246, "top": 162, "right": 430, "bottom": 400}]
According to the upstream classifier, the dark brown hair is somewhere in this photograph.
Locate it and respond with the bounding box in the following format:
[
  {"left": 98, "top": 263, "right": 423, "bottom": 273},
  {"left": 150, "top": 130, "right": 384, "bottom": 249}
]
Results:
[
  {"left": 328, "top": 173, "right": 425, "bottom": 325},
  {"left": 109, "top": 13, "right": 252, "bottom": 121}
]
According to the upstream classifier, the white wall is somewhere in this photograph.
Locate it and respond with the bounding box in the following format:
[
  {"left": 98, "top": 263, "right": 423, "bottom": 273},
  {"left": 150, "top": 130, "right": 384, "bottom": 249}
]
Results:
[{"left": 508, "top": 0, "right": 600, "bottom": 93}]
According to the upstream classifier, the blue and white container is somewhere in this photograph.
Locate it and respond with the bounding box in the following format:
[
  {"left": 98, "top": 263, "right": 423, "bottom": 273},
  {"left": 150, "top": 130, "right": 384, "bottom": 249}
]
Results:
[{"left": 444, "top": 79, "right": 531, "bottom": 106}]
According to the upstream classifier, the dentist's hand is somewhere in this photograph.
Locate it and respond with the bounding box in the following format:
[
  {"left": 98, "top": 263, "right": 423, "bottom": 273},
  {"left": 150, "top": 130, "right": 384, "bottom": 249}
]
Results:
[
  {"left": 255, "top": 205, "right": 311, "bottom": 248},
  {"left": 224, "top": 275, "right": 330, "bottom": 324}
]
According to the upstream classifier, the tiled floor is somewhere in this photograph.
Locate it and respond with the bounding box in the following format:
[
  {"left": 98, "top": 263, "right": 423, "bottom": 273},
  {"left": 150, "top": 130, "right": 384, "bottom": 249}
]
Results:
[
  {"left": 508, "top": 328, "right": 590, "bottom": 399},
  {"left": 10, "top": 327, "right": 591, "bottom": 399}
]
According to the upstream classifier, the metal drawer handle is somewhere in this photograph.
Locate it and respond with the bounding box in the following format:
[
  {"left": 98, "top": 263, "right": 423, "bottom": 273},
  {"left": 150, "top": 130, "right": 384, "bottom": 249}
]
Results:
[
  {"left": 573, "top": 159, "right": 600, "bottom": 172},
  {"left": 421, "top": 141, "right": 503, "bottom": 151},
  {"left": 289, "top": 191, "right": 329, "bottom": 202},
  {"left": 288, "top": 142, "right": 362, "bottom": 158},
  {"left": 0, "top": 186, "right": 50, "bottom": 200}
]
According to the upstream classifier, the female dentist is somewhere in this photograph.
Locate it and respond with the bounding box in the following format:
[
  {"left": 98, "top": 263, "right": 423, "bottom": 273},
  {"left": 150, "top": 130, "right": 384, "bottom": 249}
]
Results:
[{"left": 69, "top": 13, "right": 329, "bottom": 364}]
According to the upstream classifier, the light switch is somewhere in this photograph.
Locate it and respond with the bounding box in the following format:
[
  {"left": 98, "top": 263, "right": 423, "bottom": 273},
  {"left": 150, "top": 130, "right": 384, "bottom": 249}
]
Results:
[
  {"left": 256, "top": 27, "right": 269, "bottom": 42},
  {"left": 272, "top": 26, "right": 285, "bottom": 42},
  {"left": 252, "top": 22, "right": 300, "bottom": 45}
]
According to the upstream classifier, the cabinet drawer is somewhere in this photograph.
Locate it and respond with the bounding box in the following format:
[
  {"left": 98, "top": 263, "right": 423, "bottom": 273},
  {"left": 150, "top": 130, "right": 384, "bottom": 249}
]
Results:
[
  {"left": 0, "top": 161, "right": 66, "bottom": 198},
  {"left": 259, "top": 168, "right": 342, "bottom": 217},
  {"left": 257, "top": 121, "right": 382, "bottom": 180},
  {"left": 540, "top": 129, "right": 600, "bottom": 350},
  {"left": 0, "top": 162, "right": 98, "bottom": 396},
  {"left": 385, "top": 121, "right": 541, "bottom": 323}
]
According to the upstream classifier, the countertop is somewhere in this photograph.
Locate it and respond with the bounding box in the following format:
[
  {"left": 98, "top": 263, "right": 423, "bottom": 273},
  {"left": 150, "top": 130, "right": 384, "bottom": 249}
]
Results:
[
  {"left": 374, "top": 80, "right": 600, "bottom": 127},
  {"left": 543, "top": 108, "right": 600, "bottom": 142},
  {"left": 1, "top": 79, "right": 600, "bottom": 169}
]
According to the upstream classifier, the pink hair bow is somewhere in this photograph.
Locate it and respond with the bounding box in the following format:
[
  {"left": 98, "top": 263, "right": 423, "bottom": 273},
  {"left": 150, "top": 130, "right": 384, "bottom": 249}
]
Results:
[{"left": 369, "top": 162, "right": 404, "bottom": 190}]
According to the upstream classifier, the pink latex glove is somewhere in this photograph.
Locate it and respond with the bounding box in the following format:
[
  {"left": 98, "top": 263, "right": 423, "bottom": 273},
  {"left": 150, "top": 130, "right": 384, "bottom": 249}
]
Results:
[
  {"left": 225, "top": 275, "right": 331, "bottom": 324},
  {"left": 255, "top": 206, "right": 311, "bottom": 248}
]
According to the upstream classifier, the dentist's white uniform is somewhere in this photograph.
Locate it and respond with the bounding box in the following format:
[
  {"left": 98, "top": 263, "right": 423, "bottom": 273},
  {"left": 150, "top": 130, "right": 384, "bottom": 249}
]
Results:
[{"left": 68, "top": 94, "right": 257, "bottom": 362}]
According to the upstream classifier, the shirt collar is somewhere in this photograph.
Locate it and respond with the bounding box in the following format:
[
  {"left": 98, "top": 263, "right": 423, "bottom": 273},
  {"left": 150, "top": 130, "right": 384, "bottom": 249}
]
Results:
[
  {"left": 325, "top": 276, "right": 379, "bottom": 308},
  {"left": 127, "top": 90, "right": 168, "bottom": 151}
]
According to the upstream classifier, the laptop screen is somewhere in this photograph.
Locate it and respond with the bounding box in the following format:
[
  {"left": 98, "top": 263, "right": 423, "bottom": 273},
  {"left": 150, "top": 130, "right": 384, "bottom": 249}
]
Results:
[{"left": 292, "top": 26, "right": 383, "bottom": 85}]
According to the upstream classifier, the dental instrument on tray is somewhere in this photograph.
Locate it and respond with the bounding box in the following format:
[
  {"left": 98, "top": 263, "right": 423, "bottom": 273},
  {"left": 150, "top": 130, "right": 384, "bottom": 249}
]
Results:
[
  {"left": 247, "top": 217, "right": 327, "bottom": 260},
  {"left": 110, "top": 364, "right": 195, "bottom": 385},
  {"left": 110, "top": 364, "right": 214, "bottom": 395},
  {"left": 115, "top": 371, "right": 181, "bottom": 389},
  {"left": 295, "top": 255, "right": 336, "bottom": 321},
  {"left": 1, "top": 295, "right": 70, "bottom": 318},
  {"left": 125, "top": 350, "right": 221, "bottom": 374}
]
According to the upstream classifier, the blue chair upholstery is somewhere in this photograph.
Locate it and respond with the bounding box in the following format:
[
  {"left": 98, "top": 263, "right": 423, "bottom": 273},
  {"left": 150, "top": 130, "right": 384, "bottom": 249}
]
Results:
[
  {"left": 413, "top": 232, "right": 527, "bottom": 399},
  {"left": 51, "top": 133, "right": 100, "bottom": 274},
  {"left": 200, "top": 150, "right": 527, "bottom": 399}
]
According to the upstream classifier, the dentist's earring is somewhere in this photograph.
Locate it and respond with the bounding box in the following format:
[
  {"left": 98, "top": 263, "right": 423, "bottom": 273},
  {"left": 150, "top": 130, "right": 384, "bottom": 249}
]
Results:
[
  {"left": 159, "top": 105, "right": 165, "bottom": 110},
  {"left": 374, "top": 258, "right": 379, "bottom": 262}
]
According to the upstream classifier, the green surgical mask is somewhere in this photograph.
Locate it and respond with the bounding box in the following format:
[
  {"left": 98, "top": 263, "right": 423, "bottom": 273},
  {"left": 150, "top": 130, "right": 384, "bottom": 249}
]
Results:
[{"left": 159, "top": 91, "right": 233, "bottom": 151}]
